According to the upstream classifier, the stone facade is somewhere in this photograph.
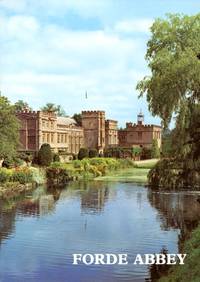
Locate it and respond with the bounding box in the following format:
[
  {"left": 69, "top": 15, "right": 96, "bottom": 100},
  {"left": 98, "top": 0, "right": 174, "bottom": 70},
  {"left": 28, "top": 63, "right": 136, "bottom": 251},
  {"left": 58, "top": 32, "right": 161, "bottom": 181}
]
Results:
[
  {"left": 118, "top": 113, "right": 162, "bottom": 149},
  {"left": 16, "top": 109, "right": 161, "bottom": 156},
  {"left": 81, "top": 111, "right": 118, "bottom": 153},
  {"left": 105, "top": 120, "right": 118, "bottom": 148},
  {"left": 16, "top": 110, "right": 84, "bottom": 155}
]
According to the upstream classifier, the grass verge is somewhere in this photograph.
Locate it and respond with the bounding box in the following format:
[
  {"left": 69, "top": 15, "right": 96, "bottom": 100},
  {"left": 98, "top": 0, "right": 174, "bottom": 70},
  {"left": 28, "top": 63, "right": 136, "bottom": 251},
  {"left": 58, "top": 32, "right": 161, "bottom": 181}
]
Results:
[{"left": 159, "top": 224, "right": 200, "bottom": 282}]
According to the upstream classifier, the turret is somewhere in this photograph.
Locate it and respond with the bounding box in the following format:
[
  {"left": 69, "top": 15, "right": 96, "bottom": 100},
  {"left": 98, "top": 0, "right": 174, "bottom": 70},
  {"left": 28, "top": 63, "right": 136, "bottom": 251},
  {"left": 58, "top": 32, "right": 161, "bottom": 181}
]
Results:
[{"left": 137, "top": 110, "right": 144, "bottom": 125}]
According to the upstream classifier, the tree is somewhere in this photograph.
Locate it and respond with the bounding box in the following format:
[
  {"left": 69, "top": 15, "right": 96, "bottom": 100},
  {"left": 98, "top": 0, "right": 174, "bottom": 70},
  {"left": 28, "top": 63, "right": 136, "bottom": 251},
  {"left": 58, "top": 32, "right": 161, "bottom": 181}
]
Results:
[
  {"left": 14, "top": 100, "right": 32, "bottom": 111},
  {"left": 78, "top": 148, "right": 88, "bottom": 160},
  {"left": 73, "top": 113, "right": 82, "bottom": 126},
  {"left": 137, "top": 13, "right": 200, "bottom": 187},
  {"left": 137, "top": 13, "right": 200, "bottom": 128},
  {"left": 0, "top": 96, "right": 20, "bottom": 159},
  {"left": 151, "top": 139, "right": 160, "bottom": 159},
  {"left": 41, "top": 103, "right": 67, "bottom": 116},
  {"left": 137, "top": 14, "right": 200, "bottom": 154},
  {"left": 38, "top": 143, "right": 53, "bottom": 166}
]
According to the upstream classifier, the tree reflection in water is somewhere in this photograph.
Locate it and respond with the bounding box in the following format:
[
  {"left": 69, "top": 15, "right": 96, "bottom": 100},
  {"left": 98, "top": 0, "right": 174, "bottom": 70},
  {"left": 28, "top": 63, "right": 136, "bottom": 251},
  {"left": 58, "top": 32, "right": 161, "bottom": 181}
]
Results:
[{"left": 147, "top": 190, "right": 200, "bottom": 281}]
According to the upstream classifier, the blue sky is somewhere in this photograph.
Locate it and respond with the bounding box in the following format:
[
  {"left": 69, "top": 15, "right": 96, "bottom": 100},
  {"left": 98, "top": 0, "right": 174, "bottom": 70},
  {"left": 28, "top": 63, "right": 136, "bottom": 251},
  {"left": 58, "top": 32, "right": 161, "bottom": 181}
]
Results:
[{"left": 0, "top": 0, "right": 199, "bottom": 127}]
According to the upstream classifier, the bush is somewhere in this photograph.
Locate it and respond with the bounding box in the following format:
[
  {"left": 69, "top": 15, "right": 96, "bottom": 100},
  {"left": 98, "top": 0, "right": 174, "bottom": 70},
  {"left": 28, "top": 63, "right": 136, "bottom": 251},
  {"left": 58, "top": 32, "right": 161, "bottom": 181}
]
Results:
[
  {"left": 2, "top": 156, "right": 23, "bottom": 168},
  {"left": 12, "top": 168, "right": 33, "bottom": 184},
  {"left": 78, "top": 148, "right": 88, "bottom": 160},
  {"left": 38, "top": 143, "right": 53, "bottom": 166},
  {"left": 46, "top": 167, "right": 73, "bottom": 185},
  {"left": 89, "top": 149, "right": 98, "bottom": 158},
  {"left": 0, "top": 168, "right": 11, "bottom": 183},
  {"left": 53, "top": 153, "right": 60, "bottom": 162}
]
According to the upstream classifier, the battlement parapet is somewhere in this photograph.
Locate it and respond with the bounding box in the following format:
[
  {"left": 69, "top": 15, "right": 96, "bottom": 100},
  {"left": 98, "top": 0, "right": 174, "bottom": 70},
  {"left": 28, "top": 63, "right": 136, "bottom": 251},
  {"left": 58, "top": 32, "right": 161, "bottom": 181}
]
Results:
[
  {"left": 126, "top": 122, "right": 156, "bottom": 129},
  {"left": 16, "top": 110, "right": 40, "bottom": 117},
  {"left": 82, "top": 110, "right": 105, "bottom": 115}
]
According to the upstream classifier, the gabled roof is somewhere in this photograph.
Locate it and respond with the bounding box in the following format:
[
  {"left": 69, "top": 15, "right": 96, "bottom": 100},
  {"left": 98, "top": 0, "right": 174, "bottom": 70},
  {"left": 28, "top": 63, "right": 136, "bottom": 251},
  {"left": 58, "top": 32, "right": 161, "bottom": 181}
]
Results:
[{"left": 57, "top": 116, "right": 77, "bottom": 126}]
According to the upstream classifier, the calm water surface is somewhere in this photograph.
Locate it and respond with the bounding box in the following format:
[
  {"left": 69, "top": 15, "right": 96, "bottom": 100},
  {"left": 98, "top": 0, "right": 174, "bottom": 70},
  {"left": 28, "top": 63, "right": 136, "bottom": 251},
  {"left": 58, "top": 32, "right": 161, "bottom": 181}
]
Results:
[{"left": 0, "top": 181, "right": 200, "bottom": 282}]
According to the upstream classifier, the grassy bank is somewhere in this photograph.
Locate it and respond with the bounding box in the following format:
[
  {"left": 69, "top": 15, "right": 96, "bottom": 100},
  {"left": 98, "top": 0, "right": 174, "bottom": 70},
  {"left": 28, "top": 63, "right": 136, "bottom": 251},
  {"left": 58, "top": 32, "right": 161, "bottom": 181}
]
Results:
[
  {"left": 95, "top": 167, "right": 150, "bottom": 183},
  {"left": 159, "top": 224, "right": 200, "bottom": 282},
  {"left": 47, "top": 158, "right": 135, "bottom": 185},
  {"left": 95, "top": 159, "right": 158, "bottom": 183}
]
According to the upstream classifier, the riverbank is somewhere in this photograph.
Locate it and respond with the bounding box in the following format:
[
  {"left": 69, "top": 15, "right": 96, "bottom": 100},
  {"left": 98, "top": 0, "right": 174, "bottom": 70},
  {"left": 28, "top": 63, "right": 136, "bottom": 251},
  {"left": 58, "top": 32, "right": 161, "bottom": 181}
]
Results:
[
  {"left": 0, "top": 158, "right": 157, "bottom": 197},
  {"left": 95, "top": 159, "right": 158, "bottom": 183},
  {"left": 158, "top": 224, "right": 200, "bottom": 282},
  {"left": 0, "top": 167, "right": 45, "bottom": 199},
  {"left": 46, "top": 158, "right": 136, "bottom": 185}
]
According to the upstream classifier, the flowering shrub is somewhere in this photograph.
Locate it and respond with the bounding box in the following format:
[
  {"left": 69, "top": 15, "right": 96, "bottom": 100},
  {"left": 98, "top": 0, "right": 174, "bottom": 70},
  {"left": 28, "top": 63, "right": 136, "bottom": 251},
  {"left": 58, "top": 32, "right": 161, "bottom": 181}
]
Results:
[{"left": 0, "top": 167, "right": 45, "bottom": 185}]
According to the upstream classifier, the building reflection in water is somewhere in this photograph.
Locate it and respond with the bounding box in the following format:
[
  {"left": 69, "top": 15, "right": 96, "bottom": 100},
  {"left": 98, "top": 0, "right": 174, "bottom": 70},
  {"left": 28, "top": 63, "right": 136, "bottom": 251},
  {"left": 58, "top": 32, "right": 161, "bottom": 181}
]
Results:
[{"left": 81, "top": 187, "right": 108, "bottom": 213}]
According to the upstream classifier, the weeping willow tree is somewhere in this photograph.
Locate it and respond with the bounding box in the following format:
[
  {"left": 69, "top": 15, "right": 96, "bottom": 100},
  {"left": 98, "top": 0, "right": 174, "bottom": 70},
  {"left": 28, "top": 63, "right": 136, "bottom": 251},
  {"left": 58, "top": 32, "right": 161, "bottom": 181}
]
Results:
[{"left": 137, "top": 13, "right": 200, "bottom": 188}]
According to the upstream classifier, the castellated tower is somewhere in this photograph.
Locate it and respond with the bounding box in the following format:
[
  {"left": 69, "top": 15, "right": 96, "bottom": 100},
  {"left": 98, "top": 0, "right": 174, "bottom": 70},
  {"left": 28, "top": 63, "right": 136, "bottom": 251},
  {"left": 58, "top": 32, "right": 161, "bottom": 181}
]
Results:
[{"left": 81, "top": 111, "right": 106, "bottom": 153}]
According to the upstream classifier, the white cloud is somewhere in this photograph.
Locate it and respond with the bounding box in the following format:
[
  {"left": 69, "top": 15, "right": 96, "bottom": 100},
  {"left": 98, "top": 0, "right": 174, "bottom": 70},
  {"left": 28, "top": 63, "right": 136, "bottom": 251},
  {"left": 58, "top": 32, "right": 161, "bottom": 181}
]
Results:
[
  {"left": 0, "top": 11, "right": 159, "bottom": 126},
  {"left": 0, "top": 0, "right": 27, "bottom": 12},
  {"left": 114, "top": 19, "right": 153, "bottom": 34}
]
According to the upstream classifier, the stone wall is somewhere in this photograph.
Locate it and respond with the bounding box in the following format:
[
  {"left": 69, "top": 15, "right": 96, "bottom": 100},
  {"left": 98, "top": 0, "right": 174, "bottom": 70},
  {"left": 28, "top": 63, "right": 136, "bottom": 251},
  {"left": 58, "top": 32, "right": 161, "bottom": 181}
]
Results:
[
  {"left": 81, "top": 111, "right": 106, "bottom": 153},
  {"left": 16, "top": 110, "right": 84, "bottom": 155},
  {"left": 118, "top": 122, "right": 162, "bottom": 149},
  {"left": 105, "top": 119, "right": 118, "bottom": 148}
]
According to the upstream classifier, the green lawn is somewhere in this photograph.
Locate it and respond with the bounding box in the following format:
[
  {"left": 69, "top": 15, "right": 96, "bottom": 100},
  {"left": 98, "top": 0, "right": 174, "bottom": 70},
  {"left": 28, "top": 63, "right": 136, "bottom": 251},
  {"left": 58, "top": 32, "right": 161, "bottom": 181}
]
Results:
[
  {"left": 95, "top": 167, "right": 150, "bottom": 183},
  {"left": 94, "top": 159, "right": 158, "bottom": 183}
]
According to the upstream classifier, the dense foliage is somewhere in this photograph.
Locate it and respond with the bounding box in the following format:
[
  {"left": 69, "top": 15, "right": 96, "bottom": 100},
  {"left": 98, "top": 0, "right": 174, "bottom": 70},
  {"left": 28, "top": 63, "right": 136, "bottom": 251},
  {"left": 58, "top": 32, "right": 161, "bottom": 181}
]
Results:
[
  {"left": 137, "top": 13, "right": 200, "bottom": 188},
  {"left": 41, "top": 103, "right": 66, "bottom": 116},
  {"left": 38, "top": 144, "right": 53, "bottom": 166},
  {"left": 0, "top": 167, "right": 45, "bottom": 185},
  {"left": 159, "top": 224, "right": 200, "bottom": 282},
  {"left": 72, "top": 113, "right": 82, "bottom": 126},
  {"left": 0, "top": 96, "right": 20, "bottom": 160},
  {"left": 14, "top": 100, "right": 32, "bottom": 111}
]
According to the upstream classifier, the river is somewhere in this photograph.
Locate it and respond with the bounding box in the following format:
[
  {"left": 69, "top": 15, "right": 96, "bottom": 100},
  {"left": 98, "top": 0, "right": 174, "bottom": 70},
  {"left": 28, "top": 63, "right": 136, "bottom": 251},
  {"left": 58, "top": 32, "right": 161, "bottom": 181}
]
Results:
[{"left": 0, "top": 181, "right": 200, "bottom": 282}]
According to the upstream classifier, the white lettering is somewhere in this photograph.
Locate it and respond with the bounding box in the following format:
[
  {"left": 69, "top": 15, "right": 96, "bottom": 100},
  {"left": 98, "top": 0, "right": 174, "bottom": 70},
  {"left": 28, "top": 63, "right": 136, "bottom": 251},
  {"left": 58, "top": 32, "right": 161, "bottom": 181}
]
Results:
[{"left": 177, "top": 254, "right": 187, "bottom": 265}]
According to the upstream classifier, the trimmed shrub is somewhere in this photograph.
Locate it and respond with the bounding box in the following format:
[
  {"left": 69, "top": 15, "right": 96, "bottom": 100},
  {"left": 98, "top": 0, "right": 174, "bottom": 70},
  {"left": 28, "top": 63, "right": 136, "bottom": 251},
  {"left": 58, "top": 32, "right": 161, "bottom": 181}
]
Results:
[
  {"left": 38, "top": 143, "right": 53, "bottom": 166},
  {"left": 89, "top": 149, "right": 98, "bottom": 158},
  {"left": 78, "top": 148, "right": 88, "bottom": 160}
]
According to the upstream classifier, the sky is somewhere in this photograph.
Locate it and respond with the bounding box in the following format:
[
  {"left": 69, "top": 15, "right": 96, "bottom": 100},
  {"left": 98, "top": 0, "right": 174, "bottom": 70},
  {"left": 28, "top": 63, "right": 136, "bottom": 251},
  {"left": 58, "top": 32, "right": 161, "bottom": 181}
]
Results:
[{"left": 0, "top": 0, "right": 199, "bottom": 127}]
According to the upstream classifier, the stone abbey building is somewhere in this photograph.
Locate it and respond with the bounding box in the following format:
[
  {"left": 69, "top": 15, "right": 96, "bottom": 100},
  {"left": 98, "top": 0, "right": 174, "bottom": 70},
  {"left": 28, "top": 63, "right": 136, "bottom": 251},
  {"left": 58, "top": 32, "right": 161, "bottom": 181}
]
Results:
[
  {"left": 16, "top": 110, "right": 161, "bottom": 157},
  {"left": 118, "top": 112, "right": 162, "bottom": 149}
]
